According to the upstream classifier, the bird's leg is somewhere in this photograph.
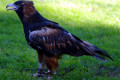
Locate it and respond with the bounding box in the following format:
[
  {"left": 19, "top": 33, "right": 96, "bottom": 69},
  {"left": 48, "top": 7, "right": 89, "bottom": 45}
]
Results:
[
  {"left": 38, "top": 53, "right": 46, "bottom": 74},
  {"left": 45, "top": 56, "right": 59, "bottom": 75},
  {"left": 32, "top": 53, "right": 45, "bottom": 77},
  {"left": 44, "top": 57, "right": 59, "bottom": 79}
]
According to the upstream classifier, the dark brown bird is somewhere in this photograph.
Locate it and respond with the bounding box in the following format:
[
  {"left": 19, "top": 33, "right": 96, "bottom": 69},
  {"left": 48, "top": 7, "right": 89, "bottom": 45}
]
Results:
[{"left": 6, "top": 0, "right": 113, "bottom": 76}]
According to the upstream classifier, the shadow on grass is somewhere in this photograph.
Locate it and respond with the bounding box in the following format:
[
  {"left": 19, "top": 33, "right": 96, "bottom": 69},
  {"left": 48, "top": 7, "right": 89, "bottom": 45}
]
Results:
[{"left": 96, "top": 65, "right": 120, "bottom": 78}]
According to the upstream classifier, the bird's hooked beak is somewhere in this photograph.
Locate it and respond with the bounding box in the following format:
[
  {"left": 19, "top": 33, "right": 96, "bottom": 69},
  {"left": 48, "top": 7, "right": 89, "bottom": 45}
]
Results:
[{"left": 6, "top": 3, "right": 19, "bottom": 11}]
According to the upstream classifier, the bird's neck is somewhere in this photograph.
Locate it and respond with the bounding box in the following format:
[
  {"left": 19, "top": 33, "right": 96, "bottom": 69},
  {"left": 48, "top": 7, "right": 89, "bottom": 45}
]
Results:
[
  {"left": 16, "top": 6, "right": 48, "bottom": 24},
  {"left": 15, "top": 6, "right": 49, "bottom": 42}
]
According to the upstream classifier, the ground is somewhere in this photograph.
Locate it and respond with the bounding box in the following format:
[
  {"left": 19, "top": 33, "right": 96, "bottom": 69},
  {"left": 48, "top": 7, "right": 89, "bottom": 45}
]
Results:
[{"left": 0, "top": 0, "right": 120, "bottom": 80}]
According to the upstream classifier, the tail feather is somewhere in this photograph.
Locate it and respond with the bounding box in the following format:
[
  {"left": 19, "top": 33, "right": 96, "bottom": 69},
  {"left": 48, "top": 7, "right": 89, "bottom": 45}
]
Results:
[
  {"left": 93, "top": 54, "right": 106, "bottom": 61},
  {"left": 81, "top": 41, "right": 114, "bottom": 61},
  {"left": 94, "top": 47, "right": 114, "bottom": 61}
]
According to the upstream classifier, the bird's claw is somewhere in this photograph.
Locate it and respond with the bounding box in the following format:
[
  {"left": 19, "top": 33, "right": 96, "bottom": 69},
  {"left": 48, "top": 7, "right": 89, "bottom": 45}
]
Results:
[{"left": 30, "top": 73, "right": 46, "bottom": 77}]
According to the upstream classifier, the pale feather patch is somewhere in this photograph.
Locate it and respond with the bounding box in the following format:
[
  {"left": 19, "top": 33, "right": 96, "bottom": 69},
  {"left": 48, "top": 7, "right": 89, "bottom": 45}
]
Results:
[
  {"left": 29, "top": 30, "right": 31, "bottom": 33},
  {"left": 38, "top": 62, "right": 43, "bottom": 69},
  {"left": 68, "top": 33, "right": 75, "bottom": 40},
  {"left": 42, "top": 37, "right": 45, "bottom": 42},
  {"left": 38, "top": 63, "right": 43, "bottom": 69},
  {"left": 37, "top": 46, "right": 42, "bottom": 49},
  {"left": 38, "top": 55, "right": 46, "bottom": 69}
]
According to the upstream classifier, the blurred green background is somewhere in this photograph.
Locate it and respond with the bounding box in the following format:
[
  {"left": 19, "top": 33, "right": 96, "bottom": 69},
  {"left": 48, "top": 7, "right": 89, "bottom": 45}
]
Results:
[{"left": 0, "top": 0, "right": 120, "bottom": 80}]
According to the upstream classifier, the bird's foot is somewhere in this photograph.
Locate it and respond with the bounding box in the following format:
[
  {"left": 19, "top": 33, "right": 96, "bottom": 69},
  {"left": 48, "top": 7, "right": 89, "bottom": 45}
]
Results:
[
  {"left": 31, "top": 73, "right": 46, "bottom": 77},
  {"left": 45, "top": 72, "right": 56, "bottom": 75},
  {"left": 47, "top": 76, "right": 52, "bottom": 80},
  {"left": 30, "top": 69, "right": 46, "bottom": 77},
  {"left": 38, "top": 69, "right": 45, "bottom": 74},
  {"left": 45, "top": 71, "right": 54, "bottom": 80},
  {"left": 31, "top": 69, "right": 55, "bottom": 80},
  {"left": 31, "top": 72, "right": 53, "bottom": 80}
]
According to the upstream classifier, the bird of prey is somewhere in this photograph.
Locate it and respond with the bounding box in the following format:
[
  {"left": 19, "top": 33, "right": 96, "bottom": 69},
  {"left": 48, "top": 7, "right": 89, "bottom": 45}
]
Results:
[{"left": 6, "top": 0, "right": 113, "bottom": 76}]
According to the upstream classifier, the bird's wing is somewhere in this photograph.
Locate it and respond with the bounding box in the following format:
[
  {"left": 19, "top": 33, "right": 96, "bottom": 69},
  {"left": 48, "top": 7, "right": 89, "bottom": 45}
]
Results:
[
  {"left": 29, "top": 22, "right": 85, "bottom": 57},
  {"left": 29, "top": 22, "right": 114, "bottom": 61}
]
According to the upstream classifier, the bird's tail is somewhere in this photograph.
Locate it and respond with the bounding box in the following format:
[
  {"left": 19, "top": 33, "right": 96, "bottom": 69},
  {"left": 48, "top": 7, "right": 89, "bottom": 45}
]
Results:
[{"left": 81, "top": 41, "right": 114, "bottom": 61}]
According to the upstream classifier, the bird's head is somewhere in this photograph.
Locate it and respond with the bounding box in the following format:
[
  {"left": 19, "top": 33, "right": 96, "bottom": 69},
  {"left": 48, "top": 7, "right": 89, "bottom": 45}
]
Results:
[
  {"left": 6, "top": 0, "right": 38, "bottom": 23},
  {"left": 6, "top": 0, "right": 34, "bottom": 11}
]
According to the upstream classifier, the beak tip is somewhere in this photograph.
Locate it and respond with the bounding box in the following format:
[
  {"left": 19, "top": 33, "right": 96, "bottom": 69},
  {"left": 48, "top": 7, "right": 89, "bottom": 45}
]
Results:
[
  {"left": 6, "top": 6, "right": 9, "bottom": 11},
  {"left": 6, "top": 6, "right": 8, "bottom": 11},
  {"left": 6, "top": 5, "right": 8, "bottom": 9}
]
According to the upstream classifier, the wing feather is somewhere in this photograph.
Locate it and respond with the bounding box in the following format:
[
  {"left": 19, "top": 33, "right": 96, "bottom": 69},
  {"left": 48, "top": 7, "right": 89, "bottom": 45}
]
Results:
[{"left": 29, "top": 23, "right": 83, "bottom": 56}]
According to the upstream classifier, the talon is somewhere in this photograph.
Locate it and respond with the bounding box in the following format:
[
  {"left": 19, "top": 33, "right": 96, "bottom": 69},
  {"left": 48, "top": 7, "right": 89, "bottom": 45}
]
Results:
[
  {"left": 31, "top": 73, "right": 46, "bottom": 77},
  {"left": 38, "top": 69, "right": 44, "bottom": 74},
  {"left": 45, "top": 72, "right": 56, "bottom": 75},
  {"left": 30, "top": 73, "right": 40, "bottom": 77},
  {"left": 47, "top": 76, "right": 52, "bottom": 80}
]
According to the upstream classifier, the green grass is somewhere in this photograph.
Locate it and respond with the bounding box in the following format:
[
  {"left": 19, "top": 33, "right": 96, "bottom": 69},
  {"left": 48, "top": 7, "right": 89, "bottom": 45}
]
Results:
[{"left": 0, "top": 0, "right": 120, "bottom": 80}]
